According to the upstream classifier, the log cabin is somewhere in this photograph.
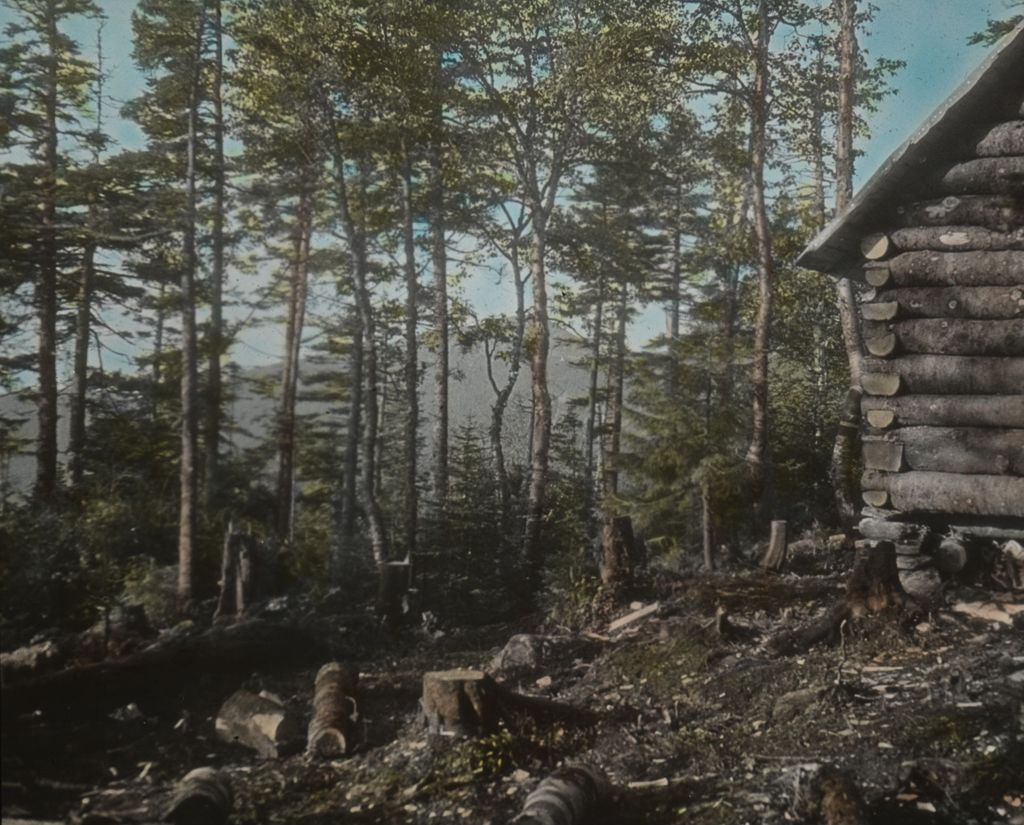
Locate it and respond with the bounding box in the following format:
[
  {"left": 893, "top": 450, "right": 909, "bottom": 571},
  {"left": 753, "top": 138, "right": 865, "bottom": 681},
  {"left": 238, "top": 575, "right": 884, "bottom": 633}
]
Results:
[{"left": 797, "top": 23, "right": 1024, "bottom": 584}]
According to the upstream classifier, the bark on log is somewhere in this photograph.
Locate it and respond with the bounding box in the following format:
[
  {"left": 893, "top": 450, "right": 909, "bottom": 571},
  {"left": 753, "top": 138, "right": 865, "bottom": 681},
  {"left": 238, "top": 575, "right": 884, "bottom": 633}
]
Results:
[
  {"left": 874, "top": 286, "right": 1024, "bottom": 319},
  {"left": 896, "top": 195, "right": 1024, "bottom": 231},
  {"left": 307, "top": 662, "right": 359, "bottom": 758},
  {"left": 422, "top": 669, "right": 501, "bottom": 737},
  {"left": 861, "top": 470, "right": 1024, "bottom": 518},
  {"left": 861, "top": 355, "right": 1024, "bottom": 395},
  {"left": 890, "top": 226, "right": 1024, "bottom": 252},
  {"left": 862, "top": 394, "right": 1024, "bottom": 428},
  {"left": 886, "top": 251, "right": 1024, "bottom": 287},
  {"left": 163, "top": 768, "right": 232, "bottom": 825},
  {"left": 858, "top": 518, "right": 927, "bottom": 542},
  {"left": 1, "top": 620, "right": 323, "bottom": 720},
  {"left": 934, "top": 156, "right": 1024, "bottom": 196},
  {"left": 761, "top": 520, "right": 788, "bottom": 573},
  {"left": 874, "top": 426, "right": 1024, "bottom": 475},
  {"left": 861, "top": 318, "right": 1024, "bottom": 356},
  {"left": 973, "top": 120, "right": 1024, "bottom": 157},
  {"left": 215, "top": 689, "right": 302, "bottom": 758},
  {"left": 600, "top": 516, "right": 636, "bottom": 590},
  {"left": 511, "top": 764, "right": 610, "bottom": 825}
]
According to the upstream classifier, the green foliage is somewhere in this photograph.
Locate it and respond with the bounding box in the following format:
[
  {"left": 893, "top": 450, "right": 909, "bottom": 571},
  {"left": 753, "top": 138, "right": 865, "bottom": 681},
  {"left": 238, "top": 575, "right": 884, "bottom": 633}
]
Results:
[{"left": 120, "top": 555, "right": 178, "bottom": 628}]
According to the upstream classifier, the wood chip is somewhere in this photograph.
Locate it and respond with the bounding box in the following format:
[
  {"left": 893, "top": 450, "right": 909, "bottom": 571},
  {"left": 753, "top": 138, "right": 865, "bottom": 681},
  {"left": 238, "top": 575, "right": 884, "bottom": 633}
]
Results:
[{"left": 608, "top": 602, "right": 660, "bottom": 633}]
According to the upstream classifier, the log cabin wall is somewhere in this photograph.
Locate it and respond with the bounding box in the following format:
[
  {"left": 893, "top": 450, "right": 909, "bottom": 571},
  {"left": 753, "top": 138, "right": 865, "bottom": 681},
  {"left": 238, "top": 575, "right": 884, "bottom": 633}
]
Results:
[{"left": 855, "top": 106, "right": 1024, "bottom": 569}]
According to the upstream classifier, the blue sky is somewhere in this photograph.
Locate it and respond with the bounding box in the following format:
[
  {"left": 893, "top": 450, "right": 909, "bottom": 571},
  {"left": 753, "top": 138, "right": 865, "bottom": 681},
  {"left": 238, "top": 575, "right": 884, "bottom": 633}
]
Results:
[{"left": 3, "top": 0, "right": 1016, "bottom": 365}]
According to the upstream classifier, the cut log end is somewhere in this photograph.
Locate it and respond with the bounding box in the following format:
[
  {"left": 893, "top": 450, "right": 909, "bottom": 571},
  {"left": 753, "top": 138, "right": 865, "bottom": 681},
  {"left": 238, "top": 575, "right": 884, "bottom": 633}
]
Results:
[
  {"left": 860, "top": 372, "right": 901, "bottom": 397},
  {"left": 864, "top": 263, "right": 892, "bottom": 287},
  {"left": 860, "top": 232, "right": 892, "bottom": 261},
  {"left": 865, "top": 409, "right": 895, "bottom": 430},
  {"left": 862, "top": 490, "right": 890, "bottom": 508},
  {"left": 307, "top": 661, "right": 359, "bottom": 758},
  {"left": 865, "top": 332, "right": 897, "bottom": 358}
]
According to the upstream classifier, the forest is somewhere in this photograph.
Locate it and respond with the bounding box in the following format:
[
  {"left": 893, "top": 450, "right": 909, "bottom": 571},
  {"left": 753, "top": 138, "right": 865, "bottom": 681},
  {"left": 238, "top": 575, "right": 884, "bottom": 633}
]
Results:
[{"left": 2, "top": 1, "right": 1023, "bottom": 825}]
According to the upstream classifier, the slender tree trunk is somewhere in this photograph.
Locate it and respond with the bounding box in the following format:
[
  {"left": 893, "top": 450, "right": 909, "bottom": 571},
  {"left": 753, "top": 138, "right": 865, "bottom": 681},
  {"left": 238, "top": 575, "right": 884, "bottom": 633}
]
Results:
[
  {"left": 401, "top": 153, "right": 418, "bottom": 559},
  {"left": 831, "top": 0, "right": 864, "bottom": 531},
  {"left": 429, "top": 124, "right": 448, "bottom": 519},
  {"left": 523, "top": 217, "right": 551, "bottom": 584},
  {"left": 68, "top": 241, "right": 95, "bottom": 490},
  {"left": 744, "top": 1, "right": 775, "bottom": 510},
  {"left": 340, "top": 313, "right": 363, "bottom": 551},
  {"left": 204, "top": 0, "right": 226, "bottom": 505},
  {"left": 153, "top": 283, "right": 165, "bottom": 419},
  {"left": 602, "top": 284, "right": 628, "bottom": 499},
  {"left": 275, "top": 189, "right": 312, "bottom": 541},
  {"left": 584, "top": 278, "right": 604, "bottom": 520},
  {"left": 177, "top": 4, "right": 208, "bottom": 609},
  {"left": 35, "top": 0, "right": 60, "bottom": 504},
  {"left": 701, "top": 481, "right": 714, "bottom": 571}
]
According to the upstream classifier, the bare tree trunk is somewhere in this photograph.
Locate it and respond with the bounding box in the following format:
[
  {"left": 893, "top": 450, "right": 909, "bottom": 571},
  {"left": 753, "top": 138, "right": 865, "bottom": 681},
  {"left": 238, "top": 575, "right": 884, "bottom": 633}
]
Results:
[
  {"left": 831, "top": 0, "right": 864, "bottom": 531},
  {"left": 178, "top": 4, "right": 208, "bottom": 609},
  {"left": 603, "top": 284, "right": 628, "bottom": 499},
  {"left": 153, "top": 283, "right": 165, "bottom": 419},
  {"left": 429, "top": 124, "right": 449, "bottom": 519},
  {"left": 523, "top": 218, "right": 551, "bottom": 584},
  {"left": 275, "top": 189, "right": 312, "bottom": 541},
  {"left": 744, "top": 0, "right": 775, "bottom": 511},
  {"left": 401, "top": 152, "right": 418, "bottom": 559},
  {"left": 584, "top": 278, "right": 604, "bottom": 519},
  {"left": 68, "top": 241, "right": 95, "bottom": 490},
  {"left": 339, "top": 314, "right": 362, "bottom": 552},
  {"left": 701, "top": 482, "right": 714, "bottom": 571},
  {"left": 35, "top": 0, "right": 60, "bottom": 504},
  {"left": 204, "top": 0, "right": 226, "bottom": 506}
]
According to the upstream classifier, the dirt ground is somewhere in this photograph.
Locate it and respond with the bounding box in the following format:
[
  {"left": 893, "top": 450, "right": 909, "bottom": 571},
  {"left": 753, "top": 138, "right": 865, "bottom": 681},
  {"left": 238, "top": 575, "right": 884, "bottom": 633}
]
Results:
[{"left": 3, "top": 544, "right": 1023, "bottom": 825}]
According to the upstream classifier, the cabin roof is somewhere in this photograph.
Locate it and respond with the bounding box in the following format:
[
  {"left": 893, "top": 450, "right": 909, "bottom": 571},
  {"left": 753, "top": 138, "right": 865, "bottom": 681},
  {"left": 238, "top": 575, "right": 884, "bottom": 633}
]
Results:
[{"left": 797, "top": 22, "right": 1024, "bottom": 274}]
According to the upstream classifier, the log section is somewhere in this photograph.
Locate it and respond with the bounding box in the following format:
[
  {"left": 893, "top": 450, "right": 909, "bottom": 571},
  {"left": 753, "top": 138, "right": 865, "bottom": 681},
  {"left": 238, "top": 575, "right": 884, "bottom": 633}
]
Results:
[
  {"left": 895, "top": 195, "right": 1024, "bottom": 231},
  {"left": 884, "top": 251, "right": 1024, "bottom": 287},
  {"left": 861, "top": 355, "right": 1024, "bottom": 395},
  {"left": 890, "top": 226, "right": 1024, "bottom": 252},
  {"left": 874, "top": 286, "right": 1024, "bottom": 319},
  {"left": 511, "top": 765, "right": 610, "bottom": 825},
  {"left": 307, "top": 662, "right": 359, "bottom": 758},
  {"left": 862, "top": 395, "right": 1024, "bottom": 429},
  {"left": 934, "top": 156, "right": 1024, "bottom": 197},
  {"left": 861, "top": 470, "right": 1024, "bottom": 517},
  {"left": 215, "top": 689, "right": 303, "bottom": 758},
  {"left": 870, "top": 426, "right": 1024, "bottom": 476},
  {"left": 164, "top": 768, "right": 232, "bottom": 825},
  {"left": 860, "top": 319, "right": 1024, "bottom": 356},
  {"left": 973, "top": 120, "right": 1024, "bottom": 157}
]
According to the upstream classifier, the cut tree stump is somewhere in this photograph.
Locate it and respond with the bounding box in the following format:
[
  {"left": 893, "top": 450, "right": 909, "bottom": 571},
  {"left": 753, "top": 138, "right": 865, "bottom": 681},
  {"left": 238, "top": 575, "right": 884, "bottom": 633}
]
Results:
[
  {"left": 215, "top": 689, "right": 302, "bottom": 758},
  {"left": 761, "top": 521, "right": 788, "bottom": 573},
  {"left": 307, "top": 662, "right": 359, "bottom": 758},
  {"left": 378, "top": 559, "right": 412, "bottom": 628},
  {"left": 163, "top": 768, "right": 232, "bottom": 825},
  {"left": 600, "top": 516, "right": 636, "bottom": 591},
  {"left": 769, "top": 542, "right": 910, "bottom": 656},
  {"left": 422, "top": 669, "right": 501, "bottom": 737},
  {"left": 511, "top": 764, "right": 610, "bottom": 825}
]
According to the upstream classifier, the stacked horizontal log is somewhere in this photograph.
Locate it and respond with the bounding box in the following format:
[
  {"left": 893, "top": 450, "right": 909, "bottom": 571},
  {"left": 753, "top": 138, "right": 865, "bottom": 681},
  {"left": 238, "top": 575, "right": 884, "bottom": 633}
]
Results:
[{"left": 855, "top": 117, "right": 1024, "bottom": 588}]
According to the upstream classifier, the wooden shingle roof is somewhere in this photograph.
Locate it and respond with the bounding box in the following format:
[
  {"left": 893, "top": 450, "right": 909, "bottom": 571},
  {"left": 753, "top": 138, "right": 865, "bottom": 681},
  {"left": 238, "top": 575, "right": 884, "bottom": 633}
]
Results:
[{"left": 797, "top": 22, "right": 1024, "bottom": 274}]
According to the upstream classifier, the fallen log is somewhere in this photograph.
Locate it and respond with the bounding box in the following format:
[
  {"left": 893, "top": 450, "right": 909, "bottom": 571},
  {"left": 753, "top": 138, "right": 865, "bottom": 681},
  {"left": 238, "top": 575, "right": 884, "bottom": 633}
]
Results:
[
  {"left": 886, "top": 250, "right": 1024, "bottom": 287},
  {"left": 511, "top": 764, "right": 610, "bottom": 825},
  {"left": 861, "top": 318, "right": 1024, "bottom": 356},
  {"left": 861, "top": 470, "right": 1024, "bottom": 518},
  {"left": 870, "top": 426, "right": 1024, "bottom": 475},
  {"left": 307, "top": 662, "right": 359, "bottom": 758},
  {"left": 890, "top": 226, "right": 1024, "bottom": 252},
  {"left": 215, "top": 689, "right": 302, "bottom": 758},
  {"left": 895, "top": 195, "right": 1024, "bottom": 230},
  {"left": 1, "top": 620, "right": 324, "bottom": 720},
  {"left": 973, "top": 120, "right": 1024, "bottom": 157},
  {"left": 163, "top": 768, "right": 232, "bottom": 825},
  {"left": 875, "top": 286, "right": 1024, "bottom": 319},
  {"left": 769, "top": 542, "right": 908, "bottom": 656},
  {"left": 862, "top": 394, "right": 1024, "bottom": 428},
  {"left": 934, "top": 156, "right": 1024, "bottom": 197},
  {"left": 861, "top": 354, "right": 1024, "bottom": 395}
]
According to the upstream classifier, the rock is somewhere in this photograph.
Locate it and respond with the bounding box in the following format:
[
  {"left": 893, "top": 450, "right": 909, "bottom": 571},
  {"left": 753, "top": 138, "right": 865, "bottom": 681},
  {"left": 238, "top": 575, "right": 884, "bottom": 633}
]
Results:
[
  {"left": 773, "top": 688, "right": 822, "bottom": 723},
  {"left": 0, "top": 640, "right": 64, "bottom": 682},
  {"left": 490, "top": 635, "right": 597, "bottom": 680}
]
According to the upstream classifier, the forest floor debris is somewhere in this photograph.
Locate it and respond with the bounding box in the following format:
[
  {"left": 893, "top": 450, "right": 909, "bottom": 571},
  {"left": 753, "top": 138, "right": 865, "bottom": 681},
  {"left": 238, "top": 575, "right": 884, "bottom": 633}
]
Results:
[{"left": 2, "top": 552, "right": 1022, "bottom": 825}]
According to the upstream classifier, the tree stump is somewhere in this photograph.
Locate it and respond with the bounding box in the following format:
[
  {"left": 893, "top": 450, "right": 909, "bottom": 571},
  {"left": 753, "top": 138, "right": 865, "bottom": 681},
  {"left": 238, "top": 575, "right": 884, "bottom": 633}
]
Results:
[
  {"left": 600, "top": 516, "right": 636, "bottom": 589},
  {"left": 844, "top": 541, "right": 908, "bottom": 617},
  {"left": 421, "top": 669, "right": 501, "bottom": 737},
  {"left": 377, "top": 559, "right": 412, "bottom": 628},
  {"left": 307, "top": 662, "right": 359, "bottom": 758},
  {"left": 163, "top": 768, "right": 233, "bottom": 825},
  {"left": 214, "top": 689, "right": 303, "bottom": 758},
  {"left": 511, "top": 764, "right": 610, "bottom": 825},
  {"left": 214, "top": 531, "right": 258, "bottom": 621},
  {"left": 761, "top": 520, "right": 788, "bottom": 573}
]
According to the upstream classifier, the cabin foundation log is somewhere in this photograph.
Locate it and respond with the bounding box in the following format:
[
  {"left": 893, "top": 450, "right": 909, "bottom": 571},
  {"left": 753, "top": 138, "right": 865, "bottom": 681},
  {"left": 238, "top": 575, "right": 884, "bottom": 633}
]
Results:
[
  {"left": 934, "top": 156, "right": 1024, "bottom": 197},
  {"left": 873, "top": 286, "right": 1024, "bottom": 319},
  {"left": 861, "top": 470, "right": 1024, "bottom": 518},
  {"left": 890, "top": 226, "right": 1024, "bottom": 252},
  {"left": 972, "top": 120, "right": 1024, "bottom": 157},
  {"left": 865, "top": 426, "right": 1024, "bottom": 475}
]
